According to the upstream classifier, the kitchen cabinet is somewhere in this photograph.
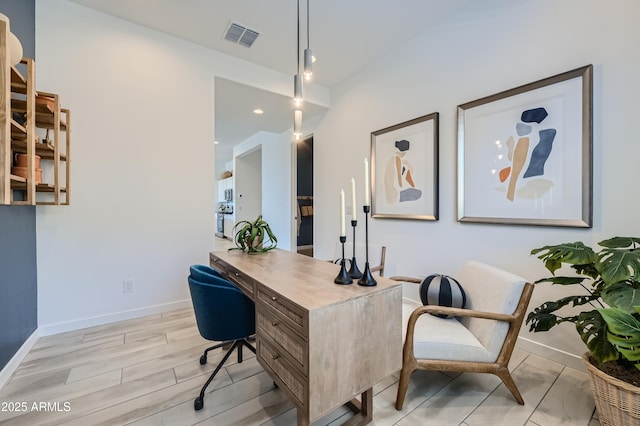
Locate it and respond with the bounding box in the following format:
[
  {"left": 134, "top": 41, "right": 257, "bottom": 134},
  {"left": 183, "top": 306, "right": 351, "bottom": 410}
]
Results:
[{"left": 217, "top": 176, "right": 233, "bottom": 202}]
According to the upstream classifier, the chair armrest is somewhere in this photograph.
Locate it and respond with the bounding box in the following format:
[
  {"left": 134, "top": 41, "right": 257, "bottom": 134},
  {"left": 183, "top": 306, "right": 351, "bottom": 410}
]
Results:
[
  {"left": 403, "top": 305, "right": 517, "bottom": 353},
  {"left": 410, "top": 305, "right": 517, "bottom": 323},
  {"left": 389, "top": 276, "right": 421, "bottom": 284}
]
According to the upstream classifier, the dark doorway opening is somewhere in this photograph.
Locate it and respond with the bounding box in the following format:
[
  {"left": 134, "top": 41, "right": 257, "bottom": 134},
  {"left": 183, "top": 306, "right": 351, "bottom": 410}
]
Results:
[{"left": 296, "top": 135, "right": 313, "bottom": 257}]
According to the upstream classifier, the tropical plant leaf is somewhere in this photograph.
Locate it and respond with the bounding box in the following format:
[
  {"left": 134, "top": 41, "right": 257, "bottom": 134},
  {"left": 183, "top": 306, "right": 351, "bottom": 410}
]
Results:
[
  {"left": 598, "top": 307, "right": 640, "bottom": 363},
  {"left": 596, "top": 248, "right": 640, "bottom": 286},
  {"left": 575, "top": 310, "right": 619, "bottom": 364},
  {"left": 531, "top": 242, "right": 595, "bottom": 274},
  {"left": 598, "top": 237, "right": 640, "bottom": 249},
  {"left": 526, "top": 294, "right": 598, "bottom": 332},
  {"left": 602, "top": 282, "right": 640, "bottom": 314},
  {"left": 534, "top": 276, "right": 587, "bottom": 285},
  {"left": 526, "top": 311, "right": 559, "bottom": 332}
]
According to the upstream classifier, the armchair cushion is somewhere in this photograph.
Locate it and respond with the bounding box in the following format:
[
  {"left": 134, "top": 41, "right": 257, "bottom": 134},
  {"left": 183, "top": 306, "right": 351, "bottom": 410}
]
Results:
[{"left": 402, "top": 297, "right": 492, "bottom": 362}]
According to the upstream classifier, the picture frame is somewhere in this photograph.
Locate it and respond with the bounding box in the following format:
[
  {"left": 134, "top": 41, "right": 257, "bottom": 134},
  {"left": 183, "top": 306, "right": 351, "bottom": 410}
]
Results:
[
  {"left": 371, "top": 112, "right": 439, "bottom": 220},
  {"left": 457, "top": 65, "right": 593, "bottom": 227}
]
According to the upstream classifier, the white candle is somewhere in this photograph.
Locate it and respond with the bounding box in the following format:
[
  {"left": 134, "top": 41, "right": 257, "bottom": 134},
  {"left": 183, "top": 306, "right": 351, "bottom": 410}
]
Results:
[
  {"left": 340, "top": 189, "right": 346, "bottom": 236},
  {"left": 364, "top": 158, "right": 370, "bottom": 206},
  {"left": 351, "top": 178, "right": 357, "bottom": 220}
]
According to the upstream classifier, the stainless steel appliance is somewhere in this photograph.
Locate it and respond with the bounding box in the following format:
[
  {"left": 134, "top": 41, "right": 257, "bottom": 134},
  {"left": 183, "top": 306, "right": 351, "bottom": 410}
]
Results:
[{"left": 216, "top": 213, "right": 224, "bottom": 238}]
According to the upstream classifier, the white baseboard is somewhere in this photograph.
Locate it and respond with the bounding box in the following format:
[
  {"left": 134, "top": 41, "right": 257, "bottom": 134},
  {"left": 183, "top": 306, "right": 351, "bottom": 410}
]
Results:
[
  {"left": 0, "top": 328, "right": 40, "bottom": 390},
  {"left": 517, "top": 336, "right": 584, "bottom": 372},
  {"left": 38, "top": 299, "right": 192, "bottom": 337}
]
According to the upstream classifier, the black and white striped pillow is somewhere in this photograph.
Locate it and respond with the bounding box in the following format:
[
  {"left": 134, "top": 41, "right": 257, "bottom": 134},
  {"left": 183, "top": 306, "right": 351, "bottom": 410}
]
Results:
[{"left": 419, "top": 274, "right": 467, "bottom": 318}]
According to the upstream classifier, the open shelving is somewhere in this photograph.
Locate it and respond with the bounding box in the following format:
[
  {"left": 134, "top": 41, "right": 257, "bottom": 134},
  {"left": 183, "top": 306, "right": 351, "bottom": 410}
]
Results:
[{"left": 1, "top": 20, "right": 70, "bottom": 206}]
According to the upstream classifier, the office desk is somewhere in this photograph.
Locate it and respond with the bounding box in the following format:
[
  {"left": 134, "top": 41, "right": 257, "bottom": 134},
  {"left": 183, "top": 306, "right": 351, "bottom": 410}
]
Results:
[{"left": 210, "top": 249, "right": 402, "bottom": 426}]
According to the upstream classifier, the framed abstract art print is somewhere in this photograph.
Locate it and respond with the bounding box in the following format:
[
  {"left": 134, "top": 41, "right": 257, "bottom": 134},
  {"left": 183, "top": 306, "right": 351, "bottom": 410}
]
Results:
[
  {"left": 457, "top": 65, "right": 592, "bottom": 227},
  {"left": 371, "top": 113, "right": 439, "bottom": 221}
]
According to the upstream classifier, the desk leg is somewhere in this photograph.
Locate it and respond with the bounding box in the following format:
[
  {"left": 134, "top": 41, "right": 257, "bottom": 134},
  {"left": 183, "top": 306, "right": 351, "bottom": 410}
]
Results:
[
  {"left": 343, "top": 387, "right": 373, "bottom": 425},
  {"left": 361, "top": 388, "right": 373, "bottom": 422},
  {"left": 296, "top": 408, "right": 309, "bottom": 426}
]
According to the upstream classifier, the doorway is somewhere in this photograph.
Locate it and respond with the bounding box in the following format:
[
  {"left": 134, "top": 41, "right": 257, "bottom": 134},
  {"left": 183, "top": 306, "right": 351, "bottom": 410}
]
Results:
[
  {"left": 235, "top": 147, "right": 262, "bottom": 227},
  {"left": 296, "top": 136, "right": 313, "bottom": 257}
]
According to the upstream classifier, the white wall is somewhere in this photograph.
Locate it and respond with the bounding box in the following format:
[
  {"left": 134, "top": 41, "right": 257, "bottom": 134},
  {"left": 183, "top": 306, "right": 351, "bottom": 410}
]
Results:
[
  {"left": 314, "top": 0, "right": 640, "bottom": 364},
  {"left": 235, "top": 148, "right": 262, "bottom": 226},
  {"left": 33, "top": 0, "right": 318, "bottom": 332},
  {"left": 234, "top": 130, "right": 294, "bottom": 251}
]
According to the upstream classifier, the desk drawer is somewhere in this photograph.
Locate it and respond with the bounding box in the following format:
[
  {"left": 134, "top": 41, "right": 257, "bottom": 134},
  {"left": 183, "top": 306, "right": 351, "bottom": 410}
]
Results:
[
  {"left": 257, "top": 310, "right": 307, "bottom": 373},
  {"left": 256, "top": 285, "right": 306, "bottom": 336},
  {"left": 227, "top": 266, "right": 254, "bottom": 297},
  {"left": 258, "top": 338, "right": 306, "bottom": 409},
  {"left": 209, "top": 255, "right": 228, "bottom": 277}
]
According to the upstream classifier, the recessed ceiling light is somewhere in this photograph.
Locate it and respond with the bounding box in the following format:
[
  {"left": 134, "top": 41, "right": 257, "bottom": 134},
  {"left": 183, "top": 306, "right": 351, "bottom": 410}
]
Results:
[
  {"left": 253, "top": 109, "right": 264, "bottom": 115},
  {"left": 214, "top": 141, "right": 219, "bottom": 144}
]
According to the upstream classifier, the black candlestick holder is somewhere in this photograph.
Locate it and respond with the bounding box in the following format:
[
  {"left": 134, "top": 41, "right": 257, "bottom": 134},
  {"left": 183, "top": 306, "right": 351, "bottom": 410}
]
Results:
[
  {"left": 358, "top": 205, "right": 377, "bottom": 286},
  {"left": 334, "top": 235, "right": 353, "bottom": 285},
  {"left": 348, "top": 219, "right": 362, "bottom": 279}
]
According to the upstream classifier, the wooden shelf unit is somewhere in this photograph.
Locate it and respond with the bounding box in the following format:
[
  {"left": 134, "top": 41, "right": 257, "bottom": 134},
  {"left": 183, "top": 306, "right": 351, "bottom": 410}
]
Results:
[{"left": 1, "top": 20, "right": 70, "bottom": 205}]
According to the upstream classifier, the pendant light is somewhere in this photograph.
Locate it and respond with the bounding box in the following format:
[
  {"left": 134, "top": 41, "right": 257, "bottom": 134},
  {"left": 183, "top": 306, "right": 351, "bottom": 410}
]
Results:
[{"left": 303, "top": 0, "right": 313, "bottom": 81}]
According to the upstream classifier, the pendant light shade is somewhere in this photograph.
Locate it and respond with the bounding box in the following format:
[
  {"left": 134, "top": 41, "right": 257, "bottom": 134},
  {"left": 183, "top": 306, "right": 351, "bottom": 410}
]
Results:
[
  {"left": 303, "top": 48, "right": 313, "bottom": 81},
  {"left": 294, "top": 74, "right": 303, "bottom": 107},
  {"left": 293, "top": 109, "right": 303, "bottom": 141}
]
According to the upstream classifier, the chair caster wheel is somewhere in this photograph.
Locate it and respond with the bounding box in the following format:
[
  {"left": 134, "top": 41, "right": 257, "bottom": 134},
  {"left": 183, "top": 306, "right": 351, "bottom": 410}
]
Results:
[
  {"left": 199, "top": 355, "right": 207, "bottom": 365},
  {"left": 194, "top": 397, "right": 203, "bottom": 411}
]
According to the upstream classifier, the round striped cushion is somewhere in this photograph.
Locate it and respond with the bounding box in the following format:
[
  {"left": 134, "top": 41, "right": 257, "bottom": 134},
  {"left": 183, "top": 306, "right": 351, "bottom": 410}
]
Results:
[{"left": 419, "top": 274, "right": 466, "bottom": 318}]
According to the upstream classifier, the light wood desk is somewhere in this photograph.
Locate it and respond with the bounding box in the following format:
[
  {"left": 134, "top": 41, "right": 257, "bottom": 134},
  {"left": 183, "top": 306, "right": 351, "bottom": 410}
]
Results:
[{"left": 210, "top": 249, "right": 402, "bottom": 426}]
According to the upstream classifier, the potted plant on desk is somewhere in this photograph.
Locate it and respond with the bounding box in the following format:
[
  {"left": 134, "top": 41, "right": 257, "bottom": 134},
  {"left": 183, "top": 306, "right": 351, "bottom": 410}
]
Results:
[
  {"left": 232, "top": 215, "right": 277, "bottom": 254},
  {"left": 526, "top": 237, "right": 640, "bottom": 425}
]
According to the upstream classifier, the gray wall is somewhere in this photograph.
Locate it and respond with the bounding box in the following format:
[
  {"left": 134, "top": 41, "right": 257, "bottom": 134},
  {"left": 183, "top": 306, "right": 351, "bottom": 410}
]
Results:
[{"left": 0, "top": 0, "right": 37, "bottom": 371}]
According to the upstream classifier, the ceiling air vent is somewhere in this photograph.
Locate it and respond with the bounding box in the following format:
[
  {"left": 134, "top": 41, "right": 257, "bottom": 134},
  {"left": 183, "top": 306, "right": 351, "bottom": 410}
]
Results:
[{"left": 224, "top": 22, "right": 260, "bottom": 48}]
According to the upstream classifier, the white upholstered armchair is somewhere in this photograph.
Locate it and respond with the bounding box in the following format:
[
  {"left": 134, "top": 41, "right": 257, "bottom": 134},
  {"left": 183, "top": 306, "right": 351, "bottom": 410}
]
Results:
[{"left": 391, "top": 261, "right": 534, "bottom": 410}]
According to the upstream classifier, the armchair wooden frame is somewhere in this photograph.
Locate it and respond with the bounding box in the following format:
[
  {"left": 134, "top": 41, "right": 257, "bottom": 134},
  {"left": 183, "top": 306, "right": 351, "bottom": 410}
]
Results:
[
  {"left": 370, "top": 245, "right": 386, "bottom": 277},
  {"left": 391, "top": 276, "right": 534, "bottom": 410}
]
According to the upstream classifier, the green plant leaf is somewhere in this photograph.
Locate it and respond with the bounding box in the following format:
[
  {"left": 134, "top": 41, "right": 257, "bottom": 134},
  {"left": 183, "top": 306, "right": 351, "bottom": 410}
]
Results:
[
  {"left": 602, "top": 282, "right": 640, "bottom": 314},
  {"left": 598, "top": 307, "right": 640, "bottom": 363},
  {"left": 531, "top": 242, "right": 595, "bottom": 274},
  {"left": 575, "top": 311, "right": 619, "bottom": 364},
  {"left": 596, "top": 248, "right": 640, "bottom": 286},
  {"left": 534, "top": 276, "right": 587, "bottom": 285},
  {"left": 526, "top": 295, "right": 598, "bottom": 332},
  {"left": 598, "top": 237, "right": 640, "bottom": 249}
]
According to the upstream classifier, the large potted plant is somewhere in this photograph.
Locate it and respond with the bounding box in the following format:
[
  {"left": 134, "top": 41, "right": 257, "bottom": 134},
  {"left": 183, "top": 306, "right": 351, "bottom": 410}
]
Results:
[
  {"left": 527, "top": 237, "right": 640, "bottom": 425},
  {"left": 231, "top": 215, "right": 277, "bottom": 254}
]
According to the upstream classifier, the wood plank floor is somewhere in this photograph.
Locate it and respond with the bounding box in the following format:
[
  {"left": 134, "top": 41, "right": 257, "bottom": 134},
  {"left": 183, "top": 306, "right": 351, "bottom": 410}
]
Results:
[{"left": 0, "top": 306, "right": 601, "bottom": 426}]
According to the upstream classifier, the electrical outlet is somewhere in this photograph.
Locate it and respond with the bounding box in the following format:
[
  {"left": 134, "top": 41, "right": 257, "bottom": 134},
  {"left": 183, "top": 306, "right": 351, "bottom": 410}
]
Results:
[{"left": 123, "top": 279, "right": 134, "bottom": 293}]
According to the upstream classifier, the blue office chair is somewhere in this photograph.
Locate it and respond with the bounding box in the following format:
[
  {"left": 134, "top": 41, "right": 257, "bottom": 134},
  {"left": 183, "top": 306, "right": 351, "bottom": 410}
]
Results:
[
  {"left": 189, "top": 264, "right": 225, "bottom": 283},
  {"left": 188, "top": 270, "right": 256, "bottom": 411}
]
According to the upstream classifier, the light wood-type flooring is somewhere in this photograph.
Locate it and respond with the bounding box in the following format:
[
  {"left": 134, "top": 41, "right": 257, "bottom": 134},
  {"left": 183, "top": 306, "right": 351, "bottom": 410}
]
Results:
[{"left": 0, "top": 304, "right": 601, "bottom": 426}]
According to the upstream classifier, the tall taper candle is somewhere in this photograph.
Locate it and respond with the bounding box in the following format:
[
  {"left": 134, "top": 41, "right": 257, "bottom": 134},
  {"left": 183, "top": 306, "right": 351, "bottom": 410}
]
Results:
[
  {"left": 364, "top": 158, "right": 370, "bottom": 206},
  {"left": 351, "top": 178, "right": 357, "bottom": 220},
  {"left": 340, "top": 189, "right": 346, "bottom": 236}
]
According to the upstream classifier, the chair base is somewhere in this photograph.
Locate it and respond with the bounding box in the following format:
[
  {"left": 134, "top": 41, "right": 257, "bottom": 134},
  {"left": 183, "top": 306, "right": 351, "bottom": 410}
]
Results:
[
  {"left": 194, "top": 338, "right": 256, "bottom": 411},
  {"left": 395, "top": 362, "right": 524, "bottom": 410}
]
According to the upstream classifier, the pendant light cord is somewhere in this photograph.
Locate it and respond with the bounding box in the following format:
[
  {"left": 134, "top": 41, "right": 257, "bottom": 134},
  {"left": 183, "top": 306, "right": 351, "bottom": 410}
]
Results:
[
  {"left": 297, "top": 0, "right": 300, "bottom": 74},
  {"left": 306, "top": 0, "right": 310, "bottom": 49}
]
